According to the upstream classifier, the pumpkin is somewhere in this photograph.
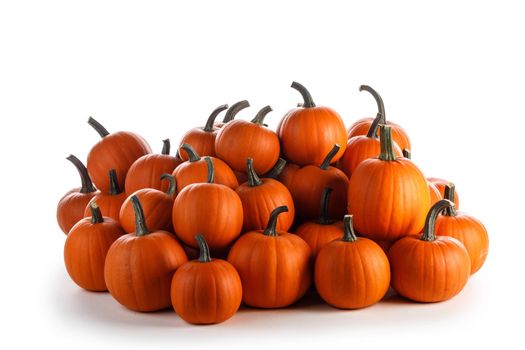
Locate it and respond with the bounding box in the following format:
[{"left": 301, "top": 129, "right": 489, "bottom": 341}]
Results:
[
  {"left": 64, "top": 202, "right": 125, "bottom": 291},
  {"left": 171, "top": 234, "right": 242, "bottom": 324},
  {"left": 57, "top": 155, "right": 99, "bottom": 234},
  {"left": 104, "top": 195, "right": 188, "bottom": 311},
  {"left": 389, "top": 199, "right": 471, "bottom": 302},
  {"left": 173, "top": 144, "right": 238, "bottom": 193},
  {"left": 86, "top": 117, "right": 151, "bottom": 193},
  {"left": 84, "top": 169, "right": 127, "bottom": 223},
  {"left": 119, "top": 174, "right": 176, "bottom": 233},
  {"left": 435, "top": 183, "right": 489, "bottom": 274},
  {"left": 235, "top": 158, "right": 287, "bottom": 185},
  {"left": 427, "top": 177, "right": 460, "bottom": 208},
  {"left": 236, "top": 158, "right": 295, "bottom": 232},
  {"left": 402, "top": 149, "right": 442, "bottom": 206},
  {"left": 276, "top": 161, "right": 300, "bottom": 190},
  {"left": 125, "top": 139, "right": 182, "bottom": 195},
  {"left": 214, "top": 100, "right": 250, "bottom": 128},
  {"left": 177, "top": 104, "right": 229, "bottom": 160},
  {"left": 294, "top": 187, "right": 344, "bottom": 258},
  {"left": 215, "top": 105, "right": 280, "bottom": 174},
  {"left": 172, "top": 157, "right": 243, "bottom": 251},
  {"left": 347, "top": 85, "right": 411, "bottom": 151},
  {"left": 315, "top": 215, "right": 390, "bottom": 309},
  {"left": 227, "top": 206, "right": 312, "bottom": 308},
  {"left": 348, "top": 125, "right": 430, "bottom": 241},
  {"left": 290, "top": 144, "right": 349, "bottom": 220},
  {"left": 277, "top": 81, "right": 347, "bottom": 166}
]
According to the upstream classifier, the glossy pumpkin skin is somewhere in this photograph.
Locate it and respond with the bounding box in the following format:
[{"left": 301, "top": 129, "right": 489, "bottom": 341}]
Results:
[
  {"left": 276, "top": 162, "right": 301, "bottom": 190},
  {"left": 427, "top": 177, "right": 460, "bottom": 208},
  {"left": 428, "top": 181, "right": 442, "bottom": 206},
  {"left": 173, "top": 155, "right": 238, "bottom": 194},
  {"left": 84, "top": 170, "right": 127, "bottom": 223}
]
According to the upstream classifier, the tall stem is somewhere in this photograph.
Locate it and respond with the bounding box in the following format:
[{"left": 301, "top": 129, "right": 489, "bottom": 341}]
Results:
[
  {"left": 108, "top": 169, "right": 122, "bottom": 195},
  {"left": 402, "top": 149, "right": 411, "bottom": 159},
  {"left": 263, "top": 206, "right": 289, "bottom": 236},
  {"left": 443, "top": 183, "right": 458, "bottom": 217},
  {"left": 320, "top": 144, "right": 340, "bottom": 170},
  {"left": 342, "top": 215, "right": 357, "bottom": 242},
  {"left": 180, "top": 144, "right": 201, "bottom": 162},
  {"left": 66, "top": 155, "right": 96, "bottom": 193},
  {"left": 204, "top": 104, "right": 229, "bottom": 131},
  {"left": 222, "top": 100, "right": 250, "bottom": 123},
  {"left": 160, "top": 174, "right": 177, "bottom": 197},
  {"left": 318, "top": 188, "right": 333, "bottom": 225},
  {"left": 162, "top": 139, "right": 171, "bottom": 155},
  {"left": 366, "top": 113, "right": 383, "bottom": 138},
  {"left": 251, "top": 105, "right": 273, "bottom": 125},
  {"left": 265, "top": 158, "right": 286, "bottom": 179},
  {"left": 246, "top": 158, "right": 262, "bottom": 187},
  {"left": 204, "top": 157, "right": 215, "bottom": 183},
  {"left": 195, "top": 234, "right": 212, "bottom": 263},
  {"left": 378, "top": 125, "right": 397, "bottom": 161},
  {"left": 291, "top": 81, "right": 316, "bottom": 108},
  {"left": 89, "top": 202, "right": 104, "bottom": 224},
  {"left": 87, "top": 117, "right": 110, "bottom": 138},
  {"left": 130, "top": 195, "right": 150, "bottom": 237},
  {"left": 359, "top": 85, "right": 386, "bottom": 122},
  {"left": 421, "top": 199, "right": 455, "bottom": 241}
]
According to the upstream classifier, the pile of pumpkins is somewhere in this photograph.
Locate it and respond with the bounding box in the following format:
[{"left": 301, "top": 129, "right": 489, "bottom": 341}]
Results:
[{"left": 57, "top": 82, "right": 489, "bottom": 325}]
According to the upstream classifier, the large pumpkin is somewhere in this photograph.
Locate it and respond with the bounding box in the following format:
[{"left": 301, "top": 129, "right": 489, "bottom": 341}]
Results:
[
  {"left": 84, "top": 169, "right": 127, "bottom": 223},
  {"left": 214, "top": 100, "right": 250, "bottom": 128}
]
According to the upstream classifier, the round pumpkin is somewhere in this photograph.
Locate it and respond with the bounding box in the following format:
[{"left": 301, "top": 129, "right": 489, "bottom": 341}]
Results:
[
  {"left": 427, "top": 177, "right": 460, "bottom": 208},
  {"left": 214, "top": 100, "right": 250, "bottom": 128},
  {"left": 84, "top": 169, "right": 127, "bottom": 223},
  {"left": 276, "top": 161, "right": 301, "bottom": 190}
]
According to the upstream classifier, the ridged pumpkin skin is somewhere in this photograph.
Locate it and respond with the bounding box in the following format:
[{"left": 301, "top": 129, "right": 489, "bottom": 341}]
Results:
[
  {"left": 427, "top": 177, "right": 460, "bottom": 208},
  {"left": 83, "top": 170, "right": 126, "bottom": 223}
]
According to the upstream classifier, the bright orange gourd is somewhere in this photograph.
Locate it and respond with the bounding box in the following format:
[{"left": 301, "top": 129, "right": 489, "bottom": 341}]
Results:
[
  {"left": 214, "top": 100, "right": 250, "bottom": 128},
  {"left": 427, "top": 177, "right": 460, "bottom": 208},
  {"left": 402, "top": 149, "right": 442, "bottom": 206},
  {"left": 276, "top": 161, "right": 300, "bottom": 190},
  {"left": 84, "top": 169, "right": 127, "bottom": 223}
]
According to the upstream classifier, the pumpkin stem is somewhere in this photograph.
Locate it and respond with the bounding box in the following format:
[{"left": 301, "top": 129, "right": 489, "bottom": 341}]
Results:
[
  {"left": 320, "top": 144, "right": 340, "bottom": 170},
  {"left": 89, "top": 202, "right": 104, "bottom": 224},
  {"left": 160, "top": 174, "right": 177, "bottom": 197},
  {"left": 402, "top": 149, "right": 411, "bottom": 159},
  {"left": 318, "top": 187, "right": 333, "bottom": 225},
  {"left": 342, "top": 215, "right": 358, "bottom": 242},
  {"left": 443, "top": 183, "right": 458, "bottom": 217},
  {"left": 222, "top": 100, "right": 250, "bottom": 123},
  {"left": 263, "top": 206, "right": 289, "bottom": 237},
  {"left": 251, "top": 105, "right": 273, "bottom": 125},
  {"left": 66, "top": 155, "right": 97, "bottom": 194},
  {"left": 87, "top": 117, "right": 110, "bottom": 138},
  {"left": 205, "top": 157, "right": 215, "bottom": 184},
  {"left": 359, "top": 85, "right": 385, "bottom": 122},
  {"left": 421, "top": 199, "right": 455, "bottom": 241},
  {"left": 247, "top": 158, "right": 263, "bottom": 187},
  {"left": 130, "top": 195, "right": 150, "bottom": 236},
  {"left": 161, "top": 139, "right": 171, "bottom": 155},
  {"left": 195, "top": 233, "right": 212, "bottom": 263},
  {"left": 108, "top": 169, "right": 122, "bottom": 195},
  {"left": 265, "top": 158, "right": 287, "bottom": 179},
  {"left": 365, "top": 113, "right": 383, "bottom": 138},
  {"left": 291, "top": 81, "right": 316, "bottom": 108},
  {"left": 378, "top": 125, "right": 397, "bottom": 161},
  {"left": 204, "top": 104, "right": 229, "bottom": 131},
  {"left": 180, "top": 143, "right": 201, "bottom": 162}
]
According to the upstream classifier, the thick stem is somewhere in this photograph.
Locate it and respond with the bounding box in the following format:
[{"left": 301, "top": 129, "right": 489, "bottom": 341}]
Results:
[
  {"left": 66, "top": 155, "right": 96, "bottom": 193},
  {"left": 162, "top": 139, "right": 171, "bottom": 155},
  {"left": 204, "top": 104, "right": 229, "bottom": 131},
  {"left": 342, "top": 215, "right": 357, "bottom": 242},
  {"left": 130, "top": 195, "right": 150, "bottom": 236},
  {"left": 160, "top": 174, "right": 176, "bottom": 197},
  {"left": 251, "top": 105, "right": 273, "bottom": 125},
  {"left": 263, "top": 206, "right": 289, "bottom": 236},
  {"left": 87, "top": 117, "right": 110, "bottom": 138},
  {"left": 366, "top": 113, "right": 383, "bottom": 138},
  {"left": 318, "top": 188, "right": 333, "bottom": 225},
  {"left": 359, "top": 85, "right": 385, "bottom": 122},
  {"left": 180, "top": 143, "right": 201, "bottom": 162},
  {"left": 291, "top": 81, "right": 316, "bottom": 108},
  {"left": 204, "top": 157, "right": 215, "bottom": 183},
  {"left": 378, "top": 125, "right": 397, "bottom": 161},
  {"left": 108, "top": 169, "right": 122, "bottom": 195},
  {"left": 246, "top": 158, "right": 262, "bottom": 187},
  {"left": 443, "top": 183, "right": 458, "bottom": 217},
  {"left": 195, "top": 233, "right": 212, "bottom": 263},
  {"left": 222, "top": 100, "right": 250, "bottom": 123},
  {"left": 89, "top": 202, "right": 104, "bottom": 224},
  {"left": 320, "top": 144, "right": 341, "bottom": 170},
  {"left": 265, "top": 158, "right": 286, "bottom": 179},
  {"left": 402, "top": 149, "right": 411, "bottom": 159},
  {"left": 421, "top": 199, "right": 455, "bottom": 241}
]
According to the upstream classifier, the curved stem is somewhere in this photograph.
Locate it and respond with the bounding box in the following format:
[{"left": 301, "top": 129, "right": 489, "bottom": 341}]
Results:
[
  {"left": 180, "top": 143, "right": 201, "bottom": 162},
  {"left": 291, "top": 81, "right": 316, "bottom": 108},
  {"left": 443, "top": 183, "right": 458, "bottom": 217},
  {"left": 251, "top": 105, "right": 273, "bottom": 125},
  {"left": 342, "top": 215, "right": 357, "bottom": 242},
  {"left": 222, "top": 100, "right": 250, "bottom": 123},
  {"left": 320, "top": 144, "right": 340, "bottom": 170},
  {"left": 204, "top": 157, "right": 215, "bottom": 184},
  {"left": 130, "top": 195, "right": 150, "bottom": 236},
  {"left": 66, "top": 155, "right": 96, "bottom": 193},
  {"left": 402, "top": 149, "right": 411, "bottom": 159},
  {"left": 204, "top": 104, "right": 229, "bottom": 131},
  {"left": 161, "top": 139, "right": 171, "bottom": 155},
  {"left": 89, "top": 202, "right": 104, "bottom": 224},
  {"left": 421, "top": 199, "right": 455, "bottom": 241},
  {"left": 246, "top": 158, "right": 262, "bottom": 187},
  {"left": 87, "top": 117, "right": 110, "bottom": 138},
  {"left": 378, "top": 125, "right": 397, "bottom": 161},
  {"left": 366, "top": 113, "right": 383, "bottom": 138},
  {"left": 265, "top": 158, "right": 286, "bottom": 179},
  {"left": 263, "top": 206, "right": 289, "bottom": 236},
  {"left": 195, "top": 233, "right": 212, "bottom": 263},
  {"left": 359, "top": 85, "right": 385, "bottom": 122},
  {"left": 318, "top": 187, "right": 333, "bottom": 225},
  {"left": 108, "top": 169, "right": 122, "bottom": 195},
  {"left": 160, "top": 174, "right": 177, "bottom": 197}
]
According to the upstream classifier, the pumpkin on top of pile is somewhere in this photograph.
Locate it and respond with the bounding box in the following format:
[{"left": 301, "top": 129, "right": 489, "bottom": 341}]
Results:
[{"left": 57, "top": 81, "right": 489, "bottom": 325}]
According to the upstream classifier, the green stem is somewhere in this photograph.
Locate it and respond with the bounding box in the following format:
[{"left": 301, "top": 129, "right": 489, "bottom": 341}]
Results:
[
  {"left": 246, "top": 158, "right": 262, "bottom": 187},
  {"left": 180, "top": 143, "right": 201, "bottom": 162},
  {"left": 443, "top": 183, "right": 458, "bottom": 217},
  {"left": 263, "top": 206, "right": 289, "bottom": 236},
  {"left": 162, "top": 139, "right": 171, "bottom": 155},
  {"left": 204, "top": 104, "right": 229, "bottom": 131},
  {"left": 222, "top": 100, "right": 250, "bottom": 123},
  {"left": 421, "top": 199, "right": 455, "bottom": 241},
  {"left": 291, "top": 81, "right": 316, "bottom": 108},
  {"left": 265, "top": 158, "right": 286, "bottom": 179},
  {"left": 89, "top": 202, "right": 104, "bottom": 224},
  {"left": 320, "top": 144, "right": 340, "bottom": 170},
  {"left": 205, "top": 157, "right": 215, "bottom": 183},
  {"left": 87, "top": 117, "right": 110, "bottom": 138},
  {"left": 378, "top": 125, "right": 397, "bottom": 161},
  {"left": 251, "top": 105, "right": 273, "bottom": 125},
  {"left": 108, "top": 169, "right": 122, "bottom": 195},
  {"left": 66, "top": 155, "right": 96, "bottom": 193},
  {"left": 366, "top": 113, "right": 383, "bottom": 138},
  {"left": 402, "top": 149, "right": 411, "bottom": 159},
  {"left": 342, "top": 215, "right": 357, "bottom": 242},
  {"left": 160, "top": 174, "right": 176, "bottom": 197},
  {"left": 195, "top": 233, "right": 212, "bottom": 263},
  {"left": 359, "top": 85, "right": 386, "bottom": 122},
  {"left": 318, "top": 188, "right": 333, "bottom": 225},
  {"left": 130, "top": 195, "right": 150, "bottom": 236}
]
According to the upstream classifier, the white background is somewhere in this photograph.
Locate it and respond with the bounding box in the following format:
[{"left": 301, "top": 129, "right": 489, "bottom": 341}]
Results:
[{"left": 0, "top": 1, "right": 523, "bottom": 349}]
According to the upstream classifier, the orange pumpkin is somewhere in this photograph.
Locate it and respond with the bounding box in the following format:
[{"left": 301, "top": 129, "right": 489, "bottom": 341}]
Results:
[
  {"left": 233, "top": 159, "right": 286, "bottom": 185},
  {"left": 64, "top": 202, "right": 125, "bottom": 291},
  {"left": 125, "top": 139, "right": 182, "bottom": 195},
  {"left": 427, "top": 177, "right": 460, "bottom": 208},
  {"left": 84, "top": 169, "right": 127, "bottom": 223},
  {"left": 278, "top": 81, "right": 347, "bottom": 166},
  {"left": 236, "top": 158, "right": 295, "bottom": 232},
  {"left": 86, "top": 117, "right": 151, "bottom": 193},
  {"left": 228, "top": 206, "right": 312, "bottom": 308},
  {"left": 171, "top": 234, "right": 242, "bottom": 324},
  {"left": 348, "top": 125, "right": 430, "bottom": 241},
  {"left": 276, "top": 161, "right": 300, "bottom": 190},
  {"left": 214, "top": 100, "right": 250, "bottom": 128},
  {"left": 315, "top": 215, "right": 390, "bottom": 309},
  {"left": 435, "top": 183, "right": 489, "bottom": 274},
  {"left": 215, "top": 105, "right": 280, "bottom": 174},
  {"left": 402, "top": 149, "right": 442, "bottom": 206},
  {"left": 172, "top": 157, "right": 243, "bottom": 251},
  {"left": 57, "top": 155, "right": 99, "bottom": 234},
  {"left": 104, "top": 195, "right": 188, "bottom": 311}
]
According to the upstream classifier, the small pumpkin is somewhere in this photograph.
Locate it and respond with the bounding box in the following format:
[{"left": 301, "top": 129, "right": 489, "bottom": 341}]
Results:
[
  {"left": 84, "top": 169, "right": 127, "bottom": 223},
  {"left": 315, "top": 215, "right": 390, "bottom": 309},
  {"left": 214, "top": 100, "right": 250, "bottom": 128},
  {"left": 402, "top": 149, "right": 442, "bottom": 206},
  {"left": 119, "top": 174, "right": 176, "bottom": 233},
  {"left": 427, "top": 177, "right": 460, "bottom": 208},
  {"left": 57, "top": 155, "right": 99, "bottom": 234},
  {"left": 389, "top": 199, "right": 471, "bottom": 302},
  {"left": 435, "top": 183, "right": 489, "bottom": 274},
  {"left": 172, "top": 157, "right": 243, "bottom": 250},
  {"left": 278, "top": 82, "right": 347, "bottom": 166},
  {"left": 86, "top": 117, "right": 151, "bottom": 193},
  {"left": 171, "top": 234, "right": 242, "bottom": 324},
  {"left": 228, "top": 206, "right": 312, "bottom": 308},
  {"left": 215, "top": 105, "right": 280, "bottom": 174},
  {"left": 236, "top": 158, "right": 295, "bottom": 232},
  {"left": 64, "top": 202, "right": 125, "bottom": 291},
  {"left": 104, "top": 195, "right": 188, "bottom": 312},
  {"left": 125, "top": 139, "right": 182, "bottom": 195},
  {"left": 276, "top": 161, "right": 301, "bottom": 190}
]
